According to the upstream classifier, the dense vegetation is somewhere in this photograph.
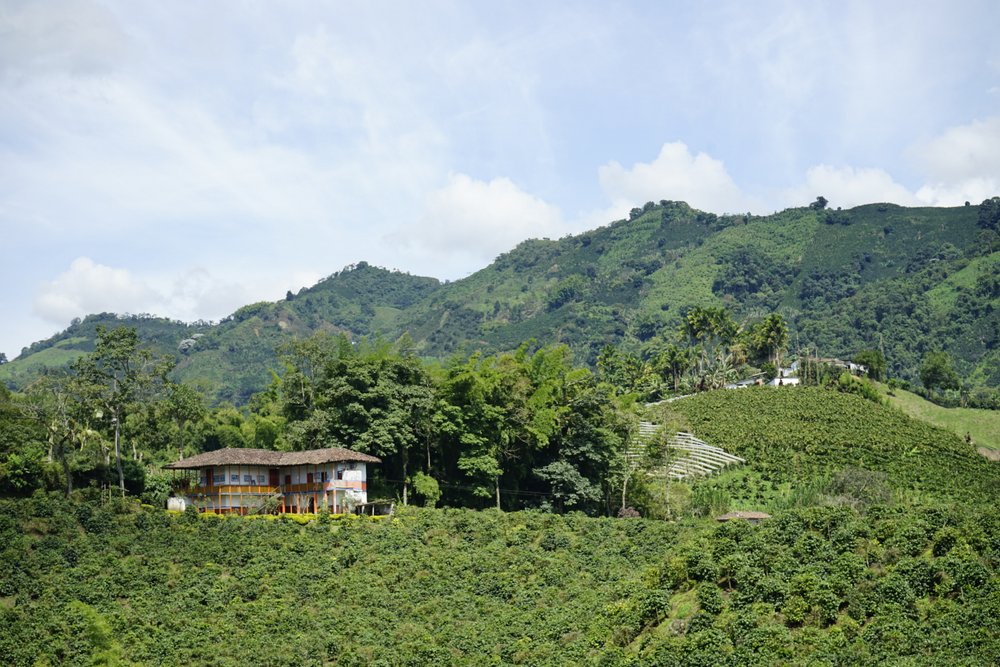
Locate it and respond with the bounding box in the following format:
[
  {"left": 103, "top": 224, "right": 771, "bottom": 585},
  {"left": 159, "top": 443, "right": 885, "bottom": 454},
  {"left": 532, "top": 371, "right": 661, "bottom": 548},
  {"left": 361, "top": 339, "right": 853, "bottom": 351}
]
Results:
[
  {"left": 1, "top": 495, "right": 998, "bottom": 666},
  {"left": 3, "top": 200, "right": 998, "bottom": 403},
  {"left": 1, "top": 318, "right": 995, "bottom": 516}
]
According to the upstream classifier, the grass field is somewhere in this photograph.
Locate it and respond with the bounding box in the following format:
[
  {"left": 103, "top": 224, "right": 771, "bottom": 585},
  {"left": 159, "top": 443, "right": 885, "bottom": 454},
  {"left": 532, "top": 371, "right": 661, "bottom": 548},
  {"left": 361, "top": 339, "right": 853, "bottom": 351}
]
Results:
[{"left": 879, "top": 384, "right": 1000, "bottom": 454}]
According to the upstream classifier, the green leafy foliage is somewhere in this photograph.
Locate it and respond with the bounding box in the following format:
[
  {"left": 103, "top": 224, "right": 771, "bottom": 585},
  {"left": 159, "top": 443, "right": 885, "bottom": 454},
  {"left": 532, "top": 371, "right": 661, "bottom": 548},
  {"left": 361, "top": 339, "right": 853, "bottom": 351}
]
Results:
[{"left": 2, "top": 495, "right": 998, "bottom": 665}]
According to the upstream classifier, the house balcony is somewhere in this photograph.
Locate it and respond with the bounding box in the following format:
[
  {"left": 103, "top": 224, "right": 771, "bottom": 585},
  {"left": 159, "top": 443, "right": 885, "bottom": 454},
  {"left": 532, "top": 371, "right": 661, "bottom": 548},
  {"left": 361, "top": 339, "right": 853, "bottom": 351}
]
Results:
[
  {"left": 186, "top": 485, "right": 279, "bottom": 496},
  {"left": 184, "top": 481, "right": 364, "bottom": 497},
  {"left": 283, "top": 481, "right": 367, "bottom": 493}
]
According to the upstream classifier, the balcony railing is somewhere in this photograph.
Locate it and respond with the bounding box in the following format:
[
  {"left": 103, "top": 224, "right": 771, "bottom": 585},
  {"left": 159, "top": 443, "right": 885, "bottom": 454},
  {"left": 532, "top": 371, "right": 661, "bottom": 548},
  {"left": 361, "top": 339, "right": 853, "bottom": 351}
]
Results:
[{"left": 186, "top": 485, "right": 279, "bottom": 496}]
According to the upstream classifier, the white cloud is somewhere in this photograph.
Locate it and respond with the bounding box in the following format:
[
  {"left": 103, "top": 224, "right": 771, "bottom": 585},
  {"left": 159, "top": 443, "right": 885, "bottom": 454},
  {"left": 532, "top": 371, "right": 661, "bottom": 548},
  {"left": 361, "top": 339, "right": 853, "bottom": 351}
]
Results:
[
  {"left": 33, "top": 258, "right": 161, "bottom": 324},
  {"left": 915, "top": 178, "right": 1000, "bottom": 207},
  {"left": 596, "top": 142, "right": 756, "bottom": 216},
  {"left": 31, "top": 258, "right": 283, "bottom": 330},
  {"left": 916, "top": 117, "right": 1000, "bottom": 183},
  {"left": 781, "top": 118, "right": 1000, "bottom": 210},
  {"left": 387, "top": 173, "right": 567, "bottom": 277},
  {"left": 785, "top": 165, "right": 921, "bottom": 210},
  {"left": 912, "top": 116, "right": 1000, "bottom": 205}
]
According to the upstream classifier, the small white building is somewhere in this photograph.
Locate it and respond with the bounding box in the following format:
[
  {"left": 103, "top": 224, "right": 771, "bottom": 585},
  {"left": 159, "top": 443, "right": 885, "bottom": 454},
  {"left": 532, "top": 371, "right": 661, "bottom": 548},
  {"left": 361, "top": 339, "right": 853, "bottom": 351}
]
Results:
[{"left": 767, "top": 366, "right": 801, "bottom": 387}]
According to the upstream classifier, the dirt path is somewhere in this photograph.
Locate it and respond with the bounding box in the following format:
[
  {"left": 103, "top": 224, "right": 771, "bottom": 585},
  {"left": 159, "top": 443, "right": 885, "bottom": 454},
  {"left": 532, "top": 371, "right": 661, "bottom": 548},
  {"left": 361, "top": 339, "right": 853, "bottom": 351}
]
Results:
[{"left": 977, "top": 447, "right": 1000, "bottom": 462}]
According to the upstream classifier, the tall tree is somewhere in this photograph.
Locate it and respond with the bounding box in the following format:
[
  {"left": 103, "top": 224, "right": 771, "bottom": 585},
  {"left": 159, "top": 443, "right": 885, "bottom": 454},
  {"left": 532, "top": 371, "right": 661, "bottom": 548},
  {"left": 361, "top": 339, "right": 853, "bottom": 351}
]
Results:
[
  {"left": 654, "top": 344, "right": 694, "bottom": 392},
  {"left": 24, "top": 375, "right": 104, "bottom": 496},
  {"left": 919, "top": 351, "right": 960, "bottom": 391},
  {"left": 71, "top": 326, "right": 173, "bottom": 495},
  {"left": 281, "top": 335, "right": 435, "bottom": 504},
  {"left": 853, "top": 349, "right": 887, "bottom": 382},
  {"left": 751, "top": 314, "right": 789, "bottom": 368},
  {"left": 681, "top": 306, "right": 739, "bottom": 388}
]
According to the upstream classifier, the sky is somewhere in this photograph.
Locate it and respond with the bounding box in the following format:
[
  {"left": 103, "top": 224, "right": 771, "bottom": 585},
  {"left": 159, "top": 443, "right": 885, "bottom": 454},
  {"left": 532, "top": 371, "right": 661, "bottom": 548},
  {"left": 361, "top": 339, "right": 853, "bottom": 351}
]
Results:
[{"left": 2, "top": 0, "right": 999, "bottom": 359}]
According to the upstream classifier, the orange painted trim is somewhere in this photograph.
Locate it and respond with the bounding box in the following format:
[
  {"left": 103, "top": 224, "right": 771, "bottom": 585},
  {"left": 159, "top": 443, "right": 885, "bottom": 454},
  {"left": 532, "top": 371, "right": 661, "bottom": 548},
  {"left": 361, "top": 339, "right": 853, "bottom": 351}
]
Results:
[{"left": 187, "top": 485, "right": 279, "bottom": 495}]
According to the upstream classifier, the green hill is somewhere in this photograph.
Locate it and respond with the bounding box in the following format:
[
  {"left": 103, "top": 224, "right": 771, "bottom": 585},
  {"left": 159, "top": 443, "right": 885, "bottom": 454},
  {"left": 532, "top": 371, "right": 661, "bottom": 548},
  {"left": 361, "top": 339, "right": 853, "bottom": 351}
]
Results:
[
  {"left": 878, "top": 383, "right": 1000, "bottom": 453},
  {"left": 667, "top": 387, "right": 1000, "bottom": 513},
  {"left": 4, "top": 379, "right": 1000, "bottom": 665},
  {"left": 4, "top": 200, "right": 998, "bottom": 402}
]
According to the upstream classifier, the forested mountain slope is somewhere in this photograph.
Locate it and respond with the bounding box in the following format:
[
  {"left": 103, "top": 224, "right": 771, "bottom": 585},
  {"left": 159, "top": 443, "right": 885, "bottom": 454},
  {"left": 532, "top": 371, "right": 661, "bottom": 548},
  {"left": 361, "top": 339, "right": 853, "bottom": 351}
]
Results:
[{"left": 4, "top": 200, "right": 998, "bottom": 402}]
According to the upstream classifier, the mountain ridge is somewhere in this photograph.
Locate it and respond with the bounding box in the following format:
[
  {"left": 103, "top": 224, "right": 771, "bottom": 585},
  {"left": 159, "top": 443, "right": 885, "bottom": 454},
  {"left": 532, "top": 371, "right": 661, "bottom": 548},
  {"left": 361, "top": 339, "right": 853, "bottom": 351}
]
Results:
[{"left": 3, "top": 199, "right": 997, "bottom": 402}]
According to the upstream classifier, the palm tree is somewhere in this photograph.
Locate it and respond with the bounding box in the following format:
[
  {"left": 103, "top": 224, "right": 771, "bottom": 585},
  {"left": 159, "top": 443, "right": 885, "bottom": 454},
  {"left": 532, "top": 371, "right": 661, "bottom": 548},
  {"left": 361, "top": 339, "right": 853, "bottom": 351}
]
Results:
[
  {"left": 753, "top": 314, "right": 789, "bottom": 368},
  {"left": 681, "top": 306, "right": 740, "bottom": 389},
  {"left": 655, "top": 344, "right": 693, "bottom": 392}
]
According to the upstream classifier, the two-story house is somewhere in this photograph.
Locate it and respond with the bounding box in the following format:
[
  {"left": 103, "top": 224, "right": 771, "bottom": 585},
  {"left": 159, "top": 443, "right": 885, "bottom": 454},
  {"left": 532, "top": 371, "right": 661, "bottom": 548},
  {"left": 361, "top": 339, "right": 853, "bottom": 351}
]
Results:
[{"left": 165, "top": 447, "right": 380, "bottom": 514}]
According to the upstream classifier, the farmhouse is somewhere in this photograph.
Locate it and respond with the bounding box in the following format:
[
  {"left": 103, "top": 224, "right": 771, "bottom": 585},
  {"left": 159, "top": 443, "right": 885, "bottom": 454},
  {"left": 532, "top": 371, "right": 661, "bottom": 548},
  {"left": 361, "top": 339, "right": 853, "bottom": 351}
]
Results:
[{"left": 165, "top": 447, "right": 380, "bottom": 514}]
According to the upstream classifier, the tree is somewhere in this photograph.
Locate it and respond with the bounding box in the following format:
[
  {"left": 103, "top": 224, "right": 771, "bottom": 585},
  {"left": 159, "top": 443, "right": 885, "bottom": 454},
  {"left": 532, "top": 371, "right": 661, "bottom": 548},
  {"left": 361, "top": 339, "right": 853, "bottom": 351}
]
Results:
[
  {"left": 281, "top": 335, "right": 435, "bottom": 505},
  {"left": 977, "top": 196, "right": 1000, "bottom": 231},
  {"left": 919, "top": 351, "right": 960, "bottom": 391},
  {"left": 411, "top": 471, "right": 441, "bottom": 507},
  {"left": 597, "top": 345, "right": 652, "bottom": 395},
  {"left": 750, "top": 314, "right": 789, "bottom": 368},
  {"left": 160, "top": 383, "right": 206, "bottom": 460},
  {"left": 1, "top": 384, "right": 48, "bottom": 493},
  {"left": 810, "top": 196, "right": 828, "bottom": 210},
  {"left": 24, "top": 375, "right": 105, "bottom": 497},
  {"left": 681, "top": 306, "right": 739, "bottom": 388},
  {"left": 71, "top": 326, "right": 173, "bottom": 495},
  {"left": 0, "top": 352, "right": 7, "bottom": 364},
  {"left": 853, "top": 349, "right": 887, "bottom": 382},
  {"left": 654, "top": 344, "right": 694, "bottom": 392},
  {"left": 435, "top": 352, "right": 511, "bottom": 508}
]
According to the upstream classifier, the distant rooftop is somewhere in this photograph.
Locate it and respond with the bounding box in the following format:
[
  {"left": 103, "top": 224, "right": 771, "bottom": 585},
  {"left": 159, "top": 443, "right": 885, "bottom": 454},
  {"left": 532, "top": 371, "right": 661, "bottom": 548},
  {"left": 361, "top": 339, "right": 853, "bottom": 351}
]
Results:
[{"left": 715, "top": 510, "right": 772, "bottom": 522}]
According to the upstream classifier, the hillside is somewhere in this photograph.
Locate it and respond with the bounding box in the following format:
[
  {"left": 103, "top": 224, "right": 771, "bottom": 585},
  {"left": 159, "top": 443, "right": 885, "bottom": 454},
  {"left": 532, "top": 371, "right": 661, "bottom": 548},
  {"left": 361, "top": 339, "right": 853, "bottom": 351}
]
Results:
[
  {"left": 666, "top": 388, "right": 1000, "bottom": 512},
  {"left": 3, "top": 474, "right": 998, "bottom": 664},
  {"left": 4, "top": 380, "right": 1000, "bottom": 665},
  {"left": 879, "top": 384, "right": 1000, "bottom": 453},
  {"left": 4, "top": 200, "right": 998, "bottom": 402}
]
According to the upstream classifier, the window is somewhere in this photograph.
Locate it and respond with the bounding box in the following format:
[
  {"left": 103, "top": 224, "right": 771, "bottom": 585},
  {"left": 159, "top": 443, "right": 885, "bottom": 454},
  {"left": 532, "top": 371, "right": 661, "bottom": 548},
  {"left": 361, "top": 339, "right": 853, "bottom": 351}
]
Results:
[
  {"left": 243, "top": 475, "right": 252, "bottom": 484},
  {"left": 231, "top": 474, "right": 239, "bottom": 483},
  {"left": 336, "top": 467, "right": 344, "bottom": 480},
  {"left": 213, "top": 473, "right": 224, "bottom": 484},
  {"left": 321, "top": 471, "right": 329, "bottom": 482}
]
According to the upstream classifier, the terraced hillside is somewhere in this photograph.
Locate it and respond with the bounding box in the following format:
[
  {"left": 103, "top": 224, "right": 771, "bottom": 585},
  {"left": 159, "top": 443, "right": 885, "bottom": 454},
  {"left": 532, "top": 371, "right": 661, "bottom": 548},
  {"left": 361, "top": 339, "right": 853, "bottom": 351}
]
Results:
[{"left": 670, "top": 387, "right": 1000, "bottom": 509}]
